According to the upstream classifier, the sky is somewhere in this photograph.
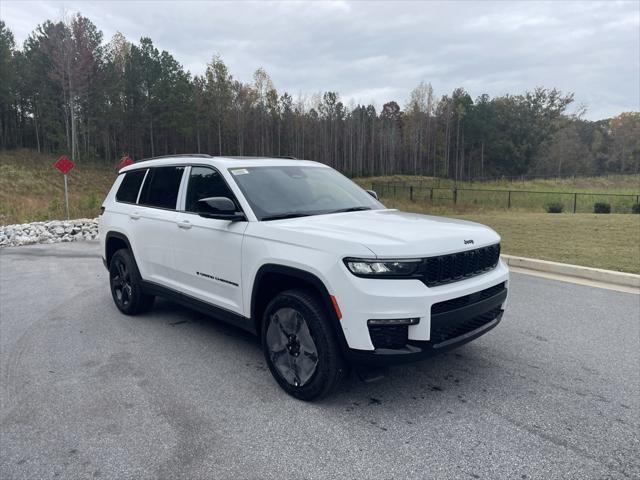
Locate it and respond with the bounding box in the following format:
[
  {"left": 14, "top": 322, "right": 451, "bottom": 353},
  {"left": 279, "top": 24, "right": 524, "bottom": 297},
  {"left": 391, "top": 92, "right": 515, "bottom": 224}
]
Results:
[{"left": 1, "top": 0, "right": 639, "bottom": 120}]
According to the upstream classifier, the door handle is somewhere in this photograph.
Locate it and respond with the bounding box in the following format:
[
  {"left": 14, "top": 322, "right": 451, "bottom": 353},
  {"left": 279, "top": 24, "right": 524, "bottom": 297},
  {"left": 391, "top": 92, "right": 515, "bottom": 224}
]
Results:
[
  {"left": 177, "top": 220, "right": 192, "bottom": 229},
  {"left": 130, "top": 211, "right": 141, "bottom": 220}
]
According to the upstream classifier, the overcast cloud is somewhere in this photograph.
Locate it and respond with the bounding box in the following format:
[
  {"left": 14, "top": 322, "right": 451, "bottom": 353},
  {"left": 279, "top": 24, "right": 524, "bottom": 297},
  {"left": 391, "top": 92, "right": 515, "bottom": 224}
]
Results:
[{"left": 2, "top": 0, "right": 638, "bottom": 119}]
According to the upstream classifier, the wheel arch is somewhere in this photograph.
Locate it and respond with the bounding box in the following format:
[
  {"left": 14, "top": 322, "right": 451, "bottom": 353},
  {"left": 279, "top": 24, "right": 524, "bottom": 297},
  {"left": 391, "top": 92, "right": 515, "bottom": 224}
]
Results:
[
  {"left": 250, "top": 264, "right": 348, "bottom": 351},
  {"left": 105, "top": 231, "right": 133, "bottom": 268}
]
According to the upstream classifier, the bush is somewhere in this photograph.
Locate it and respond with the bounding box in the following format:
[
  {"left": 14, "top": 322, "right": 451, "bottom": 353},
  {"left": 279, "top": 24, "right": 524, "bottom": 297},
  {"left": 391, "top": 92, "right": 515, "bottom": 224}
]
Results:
[
  {"left": 545, "top": 202, "right": 564, "bottom": 213},
  {"left": 632, "top": 203, "right": 640, "bottom": 214},
  {"left": 593, "top": 202, "right": 611, "bottom": 214}
]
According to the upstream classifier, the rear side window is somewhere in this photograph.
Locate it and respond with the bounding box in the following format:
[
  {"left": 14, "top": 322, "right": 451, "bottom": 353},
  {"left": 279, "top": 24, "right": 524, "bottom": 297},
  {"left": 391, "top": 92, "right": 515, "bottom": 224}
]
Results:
[
  {"left": 115, "top": 170, "right": 147, "bottom": 203},
  {"left": 138, "top": 166, "right": 184, "bottom": 209}
]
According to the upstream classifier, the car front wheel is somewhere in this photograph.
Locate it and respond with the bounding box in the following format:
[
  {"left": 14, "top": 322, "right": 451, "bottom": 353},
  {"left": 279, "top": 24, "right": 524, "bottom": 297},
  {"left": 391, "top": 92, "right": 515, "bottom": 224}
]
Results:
[{"left": 262, "top": 289, "right": 346, "bottom": 400}]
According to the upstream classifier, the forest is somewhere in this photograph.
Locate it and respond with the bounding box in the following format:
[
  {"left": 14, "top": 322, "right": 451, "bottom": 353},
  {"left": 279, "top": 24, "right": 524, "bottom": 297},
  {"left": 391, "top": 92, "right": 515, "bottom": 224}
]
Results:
[{"left": 0, "top": 15, "right": 638, "bottom": 179}]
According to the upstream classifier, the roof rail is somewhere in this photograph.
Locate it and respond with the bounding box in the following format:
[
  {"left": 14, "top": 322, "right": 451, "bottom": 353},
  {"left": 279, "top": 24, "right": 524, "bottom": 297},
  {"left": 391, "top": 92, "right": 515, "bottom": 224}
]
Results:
[
  {"left": 221, "top": 155, "right": 298, "bottom": 160},
  {"left": 138, "top": 153, "right": 213, "bottom": 161}
]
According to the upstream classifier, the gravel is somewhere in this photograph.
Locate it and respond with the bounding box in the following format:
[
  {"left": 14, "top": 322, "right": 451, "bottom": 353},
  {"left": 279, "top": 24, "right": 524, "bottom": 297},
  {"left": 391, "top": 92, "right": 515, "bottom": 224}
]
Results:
[{"left": 0, "top": 218, "right": 98, "bottom": 247}]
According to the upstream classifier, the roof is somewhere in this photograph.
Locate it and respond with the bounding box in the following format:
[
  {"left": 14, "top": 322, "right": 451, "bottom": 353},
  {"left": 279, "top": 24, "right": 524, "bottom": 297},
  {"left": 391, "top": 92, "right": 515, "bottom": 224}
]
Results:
[{"left": 119, "top": 155, "right": 325, "bottom": 173}]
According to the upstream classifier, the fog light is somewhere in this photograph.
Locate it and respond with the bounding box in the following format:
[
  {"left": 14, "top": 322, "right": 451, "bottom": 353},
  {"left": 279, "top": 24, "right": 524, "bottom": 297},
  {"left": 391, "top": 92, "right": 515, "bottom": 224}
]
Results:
[{"left": 367, "top": 318, "right": 420, "bottom": 326}]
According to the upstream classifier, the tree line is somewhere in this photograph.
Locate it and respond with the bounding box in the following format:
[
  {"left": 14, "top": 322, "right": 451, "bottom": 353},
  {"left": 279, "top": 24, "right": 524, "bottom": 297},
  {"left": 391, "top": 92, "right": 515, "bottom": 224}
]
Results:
[{"left": 0, "top": 15, "right": 638, "bottom": 178}]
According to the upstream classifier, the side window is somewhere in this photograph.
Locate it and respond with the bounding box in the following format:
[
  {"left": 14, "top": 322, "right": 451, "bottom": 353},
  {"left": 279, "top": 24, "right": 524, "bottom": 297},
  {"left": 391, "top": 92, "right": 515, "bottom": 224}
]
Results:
[
  {"left": 138, "top": 166, "right": 184, "bottom": 209},
  {"left": 185, "top": 167, "right": 236, "bottom": 214},
  {"left": 115, "top": 170, "right": 147, "bottom": 203}
]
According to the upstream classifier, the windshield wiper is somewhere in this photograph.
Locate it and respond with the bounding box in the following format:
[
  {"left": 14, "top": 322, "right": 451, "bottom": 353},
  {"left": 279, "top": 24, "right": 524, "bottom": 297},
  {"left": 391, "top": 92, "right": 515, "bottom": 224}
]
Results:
[
  {"left": 261, "top": 212, "right": 316, "bottom": 221},
  {"left": 326, "top": 206, "right": 372, "bottom": 214}
]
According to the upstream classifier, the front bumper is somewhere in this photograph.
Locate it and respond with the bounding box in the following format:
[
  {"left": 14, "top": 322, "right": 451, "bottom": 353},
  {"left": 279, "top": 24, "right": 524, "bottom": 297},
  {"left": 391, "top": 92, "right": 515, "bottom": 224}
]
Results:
[
  {"left": 332, "top": 259, "right": 509, "bottom": 356},
  {"left": 346, "top": 288, "right": 506, "bottom": 366}
]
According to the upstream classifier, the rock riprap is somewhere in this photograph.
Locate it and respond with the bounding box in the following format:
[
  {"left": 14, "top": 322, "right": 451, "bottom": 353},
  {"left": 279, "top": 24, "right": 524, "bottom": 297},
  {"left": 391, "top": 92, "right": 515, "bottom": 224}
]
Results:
[{"left": 0, "top": 218, "right": 99, "bottom": 247}]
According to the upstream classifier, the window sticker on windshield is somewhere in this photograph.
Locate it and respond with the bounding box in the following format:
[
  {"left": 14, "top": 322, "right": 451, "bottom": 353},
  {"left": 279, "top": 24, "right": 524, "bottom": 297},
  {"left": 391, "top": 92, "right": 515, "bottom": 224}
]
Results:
[{"left": 231, "top": 168, "right": 249, "bottom": 176}]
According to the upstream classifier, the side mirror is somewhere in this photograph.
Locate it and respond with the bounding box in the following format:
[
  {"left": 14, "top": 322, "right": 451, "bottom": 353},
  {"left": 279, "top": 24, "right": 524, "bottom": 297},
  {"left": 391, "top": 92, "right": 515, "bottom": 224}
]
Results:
[
  {"left": 366, "top": 189, "right": 378, "bottom": 200},
  {"left": 196, "top": 197, "right": 245, "bottom": 221}
]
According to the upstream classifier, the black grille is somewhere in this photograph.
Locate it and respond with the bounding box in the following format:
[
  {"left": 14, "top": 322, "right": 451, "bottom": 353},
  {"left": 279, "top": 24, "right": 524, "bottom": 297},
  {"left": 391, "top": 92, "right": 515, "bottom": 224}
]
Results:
[
  {"left": 369, "top": 324, "right": 408, "bottom": 349},
  {"left": 431, "top": 282, "right": 506, "bottom": 315},
  {"left": 421, "top": 244, "right": 500, "bottom": 287},
  {"left": 430, "top": 307, "right": 502, "bottom": 344}
]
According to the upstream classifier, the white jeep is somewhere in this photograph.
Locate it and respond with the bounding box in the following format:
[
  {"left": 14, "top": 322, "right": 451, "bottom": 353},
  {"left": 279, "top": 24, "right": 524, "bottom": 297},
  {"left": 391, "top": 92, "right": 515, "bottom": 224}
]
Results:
[{"left": 99, "top": 155, "right": 509, "bottom": 400}]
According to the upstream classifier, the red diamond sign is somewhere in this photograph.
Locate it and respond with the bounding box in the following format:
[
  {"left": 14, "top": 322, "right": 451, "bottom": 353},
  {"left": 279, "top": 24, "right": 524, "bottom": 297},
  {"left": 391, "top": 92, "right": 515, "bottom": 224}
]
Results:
[
  {"left": 117, "top": 155, "right": 134, "bottom": 171},
  {"left": 54, "top": 155, "right": 75, "bottom": 174}
]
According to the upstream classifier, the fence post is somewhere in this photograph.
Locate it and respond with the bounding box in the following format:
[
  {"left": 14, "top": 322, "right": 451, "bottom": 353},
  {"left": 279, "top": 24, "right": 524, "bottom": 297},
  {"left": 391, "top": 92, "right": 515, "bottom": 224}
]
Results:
[
  {"left": 394, "top": 185, "right": 397, "bottom": 198},
  {"left": 453, "top": 188, "right": 458, "bottom": 204},
  {"left": 430, "top": 188, "right": 434, "bottom": 201},
  {"left": 410, "top": 186, "right": 414, "bottom": 202},
  {"left": 507, "top": 191, "right": 511, "bottom": 209},
  {"left": 573, "top": 193, "right": 577, "bottom": 213}
]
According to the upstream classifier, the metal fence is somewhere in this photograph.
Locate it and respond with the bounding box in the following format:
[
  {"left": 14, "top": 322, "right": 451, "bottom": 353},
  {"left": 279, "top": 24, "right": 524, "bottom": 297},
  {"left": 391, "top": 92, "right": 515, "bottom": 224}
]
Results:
[
  {"left": 439, "top": 173, "right": 640, "bottom": 184},
  {"left": 372, "top": 182, "right": 640, "bottom": 214},
  {"left": 369, "top": 173, "right": 640, "bottom": 189}
]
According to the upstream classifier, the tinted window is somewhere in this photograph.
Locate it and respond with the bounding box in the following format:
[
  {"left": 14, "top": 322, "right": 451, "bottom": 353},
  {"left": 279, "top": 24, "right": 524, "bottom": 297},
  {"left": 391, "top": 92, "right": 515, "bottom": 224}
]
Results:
[
  {"left": 138, "top": 166, "right": 184, "bottom": 209},
  {"left": 115, "top": 170, "right": 146, "bottom": 203},
  {"left": 185, "top": 167, "right": 236, "bottom": 214}
]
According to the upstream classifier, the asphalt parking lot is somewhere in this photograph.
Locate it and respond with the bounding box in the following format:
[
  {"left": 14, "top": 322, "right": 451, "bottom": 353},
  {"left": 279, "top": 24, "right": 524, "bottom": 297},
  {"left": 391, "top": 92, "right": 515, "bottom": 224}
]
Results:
[{"left": 1, "top": 241, "right": 638, "bottom": 479}]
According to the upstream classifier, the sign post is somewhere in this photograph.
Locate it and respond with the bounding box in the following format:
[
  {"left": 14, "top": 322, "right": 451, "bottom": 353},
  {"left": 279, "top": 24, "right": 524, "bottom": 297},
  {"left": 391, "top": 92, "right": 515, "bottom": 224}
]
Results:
[
  {"left": 63, "top": 173, "right": 69, "bottom": 220},
  {"left": 53, "top": 155, "right": 75, "bottom": 220}
]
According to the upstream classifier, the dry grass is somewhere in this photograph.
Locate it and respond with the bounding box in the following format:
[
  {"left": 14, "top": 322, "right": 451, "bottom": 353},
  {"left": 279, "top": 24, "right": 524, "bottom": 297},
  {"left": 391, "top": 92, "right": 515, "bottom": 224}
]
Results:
[
  {"left": 0, "top": 149, "right": 117, "bottom": 224},
  {"left": 382, "top": 198, "right": 640, "bottom": 274}
]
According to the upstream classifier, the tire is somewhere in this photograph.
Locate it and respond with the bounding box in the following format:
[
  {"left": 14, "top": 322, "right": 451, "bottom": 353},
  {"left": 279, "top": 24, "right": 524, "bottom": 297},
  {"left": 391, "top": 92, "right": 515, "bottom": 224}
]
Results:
[
  {"left": 262, "top": 289, "right": 346, "bottom": 400},
  {"left": 109, "top": 249, "right": 154, "bottom": 315}
]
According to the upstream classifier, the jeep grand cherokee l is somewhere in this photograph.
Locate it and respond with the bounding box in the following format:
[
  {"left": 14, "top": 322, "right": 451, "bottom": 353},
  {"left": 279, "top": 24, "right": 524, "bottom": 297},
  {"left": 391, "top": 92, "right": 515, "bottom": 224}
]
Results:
[{"left": 99, "top": 154, "right": 509, "bottom": 400}]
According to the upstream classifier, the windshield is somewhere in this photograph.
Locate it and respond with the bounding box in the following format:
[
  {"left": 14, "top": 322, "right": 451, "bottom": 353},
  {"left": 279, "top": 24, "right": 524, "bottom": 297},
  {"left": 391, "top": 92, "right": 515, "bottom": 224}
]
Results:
[{"left": 228, "top": 165, "right": 384, "bottom": 221}]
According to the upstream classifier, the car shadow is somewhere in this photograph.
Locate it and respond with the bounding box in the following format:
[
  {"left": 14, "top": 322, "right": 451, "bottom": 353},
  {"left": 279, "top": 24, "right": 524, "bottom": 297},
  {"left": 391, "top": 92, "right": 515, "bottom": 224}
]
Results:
[{"left": 141, "top": 296, "right": 508, "bottom": 411}]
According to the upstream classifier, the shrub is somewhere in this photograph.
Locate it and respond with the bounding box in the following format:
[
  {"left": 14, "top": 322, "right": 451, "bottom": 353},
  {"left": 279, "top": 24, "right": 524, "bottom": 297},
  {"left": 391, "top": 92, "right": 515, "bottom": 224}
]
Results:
[
  {"left": 545, "top": 202, "right": 564, "bottom": 213},
  {"left": 632, "top": 203, "right": 640, "bottom": 214},
  {"left": 593, "top": 202, "right": 611, "bottom": 214}
]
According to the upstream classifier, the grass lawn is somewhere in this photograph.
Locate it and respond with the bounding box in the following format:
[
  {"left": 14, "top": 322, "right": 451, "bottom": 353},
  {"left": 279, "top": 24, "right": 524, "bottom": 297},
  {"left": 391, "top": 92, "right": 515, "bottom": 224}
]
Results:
[
  {"left": 382, "top": 197, "right": 640, "bottom": 273},
  {"left": 454, "top": 213, "right": 640, "bottom": 274}
]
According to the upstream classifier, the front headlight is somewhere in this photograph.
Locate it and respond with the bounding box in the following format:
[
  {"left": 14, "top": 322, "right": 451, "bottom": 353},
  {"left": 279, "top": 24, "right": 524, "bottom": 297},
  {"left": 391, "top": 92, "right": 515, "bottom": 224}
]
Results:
[{"left": 344, "top": 258, "right": 421, "bottom": 277}]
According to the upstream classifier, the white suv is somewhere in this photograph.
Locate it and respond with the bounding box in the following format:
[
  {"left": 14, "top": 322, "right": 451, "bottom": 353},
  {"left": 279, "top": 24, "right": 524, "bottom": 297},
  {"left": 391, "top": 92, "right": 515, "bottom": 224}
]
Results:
[{"left": 99, "top": 155, "right": 509, "bottom": 400}]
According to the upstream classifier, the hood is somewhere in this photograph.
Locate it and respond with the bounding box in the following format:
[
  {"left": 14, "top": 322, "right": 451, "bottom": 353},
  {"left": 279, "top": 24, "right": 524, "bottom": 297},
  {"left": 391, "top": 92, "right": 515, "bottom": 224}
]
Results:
[{"left": 258, "top": 209, "right": 500, "bottom": 257}]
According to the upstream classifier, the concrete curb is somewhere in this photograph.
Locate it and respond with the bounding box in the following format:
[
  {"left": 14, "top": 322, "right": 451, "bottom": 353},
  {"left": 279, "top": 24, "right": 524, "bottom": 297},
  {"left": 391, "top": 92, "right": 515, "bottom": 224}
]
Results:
[{"left": 501, "top": 254, "right": 640, "bottom": 288}]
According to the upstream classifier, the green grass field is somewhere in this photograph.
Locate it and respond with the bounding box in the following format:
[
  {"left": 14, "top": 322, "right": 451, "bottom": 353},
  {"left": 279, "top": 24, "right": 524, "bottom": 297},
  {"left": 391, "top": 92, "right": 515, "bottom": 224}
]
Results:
[
  {"left": 460, "top": 213, "right": 639, "bottom": 274},
  {"left": 2, "top": 150, "right": 639, "bottom": 273}
]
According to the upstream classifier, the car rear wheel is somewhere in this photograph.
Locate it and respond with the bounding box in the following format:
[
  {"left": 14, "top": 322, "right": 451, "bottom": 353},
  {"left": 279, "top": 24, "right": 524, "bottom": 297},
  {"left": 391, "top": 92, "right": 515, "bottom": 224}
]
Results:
[
  {"left": 109, "top": 249, "right": 154, "bottom": 315},
  {"left": 262, "top": 289, "right": 346, "bottom": 400}
]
